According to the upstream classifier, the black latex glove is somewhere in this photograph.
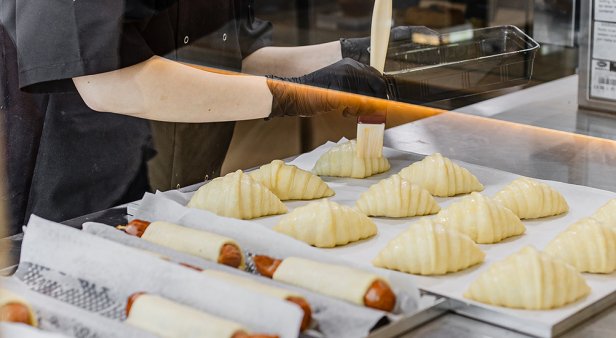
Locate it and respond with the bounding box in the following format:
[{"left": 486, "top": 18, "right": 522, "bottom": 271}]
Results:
[
  {"left": 266, "top": 58, "right": 390, "bottom": 119},
  {"left": 340, "top": 26, "right": 434, "bottom": 65}
]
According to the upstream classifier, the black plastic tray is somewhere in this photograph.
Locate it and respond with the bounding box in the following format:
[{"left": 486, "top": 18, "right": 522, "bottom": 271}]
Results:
[{"left": 385, "top": 25, "right": 540, "bottom": 104}]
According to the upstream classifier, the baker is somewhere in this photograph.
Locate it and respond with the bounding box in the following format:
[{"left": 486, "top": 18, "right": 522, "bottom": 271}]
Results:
[{"left": 0, "top": 0, "right": 414, "bottom": 235}]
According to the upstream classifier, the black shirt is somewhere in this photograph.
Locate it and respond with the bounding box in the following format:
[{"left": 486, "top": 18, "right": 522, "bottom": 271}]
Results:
[{"left": 0, "top": 0, "right": 272, "bottom": 235}]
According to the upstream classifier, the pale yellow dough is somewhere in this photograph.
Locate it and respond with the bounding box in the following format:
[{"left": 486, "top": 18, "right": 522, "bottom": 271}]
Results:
[
  {"left": 187, "top": 170, "right": 287, "bottom": 219},
  {"left": 273, "top": 257, "right": 382, "bottom": 306},
  {"left": 140, "top": 221, "right": 244, "bottom": 267},
  {"left": 493, "top": 177, "right": 568, "bottom": 219},
  {"left": 274, "top": 199, "right": 377, "bottom": 247},
  {"left": 312, "top": 140, "right": 390, "bottom": 178},
  {"left": 397, "top": 153, "right": 483, "bottom": 197},
  {"left": 373, "top": 218, "right": 485, "bottom": 275},
  {"left": 434, "top": 192, "right": 526, "bottom": 244},
  {"left": 126, "top": 294, "right": 244, "bottom": 338},
  {"left": 464, "top": 246, "right": 590, "bottom": 310},
  {"left": 202, "top": 270, "right": 300, "bottom": 300},
  {"left": 0, "top": 289, "right": 38, "bottom": 327},
  {"left": 545, "top": 218, "right": 616, "bottom": 273},
  {"left": 249, "top": 160, "right": 334, "bottom": 200},
  {"left": 356, "top": 174, "right": 440, "bottom": 217},
  {"left": 590, "top": 198, "right": 616, "bottom": 228}
]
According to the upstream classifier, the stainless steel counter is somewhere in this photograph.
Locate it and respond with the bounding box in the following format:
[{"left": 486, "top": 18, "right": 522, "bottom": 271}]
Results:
[{"left": 385, "top": 75, "right": 616, "bottom": 337}]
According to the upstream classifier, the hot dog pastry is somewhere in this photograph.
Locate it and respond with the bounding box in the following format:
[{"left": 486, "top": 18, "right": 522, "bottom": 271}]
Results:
[
  {"left": 545, "top": 218, "right": 616, "bottom": 273},
  {"left": 493, "top": 177, "right": 568, "bottom": 219},
  {"left": 464, "top": 246, "right": 590, "bottom": 310},
  {"left": 373, "top": 219, "right": 485, "bottom": 275},
  {"left": 253, "top": 256, "right": 396, "bottom": 312},
  {"left": 356, "top": 174, "right": 440, "bottom": 217},
  {"left": 273, "top": 200, "right": 377, "bottom": 248},
  {"left": 590, "top": 198, "right": 616, "bottom": 228},
  {"left": 249, "top": 160, "right": 334, "bottom": 201},
  {"left": 0, "top": 289, "right": 37, "bottom": 327},
  {"left": 312, "top": 140, "right": 390, "bottom": 178},
  {"left": 119, "top": 220, "right": 244, "bottom": 268},
  {"left": 434, "top": 192, "right": 525, "bottom": 244},
  {"left": 188, "top": 170, "right": 287, "bottom": 219},
  {"left": 397, "top": 153, "right": 484, "bottom": 197},
  {"left": 125, "top": 293, "right": 277, "bottom": 338}
]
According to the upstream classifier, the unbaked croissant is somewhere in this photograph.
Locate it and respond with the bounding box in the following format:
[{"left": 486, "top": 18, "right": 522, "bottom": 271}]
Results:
[
  {"left": 373, "top": 218, "right": 485, "bottom": 275},
  {"left": 464, "top": 246, "right": 590, "bottom": 310},
  {"left": 545, "top": 218, "right": 616, "bottom": 273},
  {"left": 249, "top": 160, "right": 334, "bottom": 200},
  {"left": 274, "top": 199, "right": 377, "bottom": 247},
  {"left": 356, "top": 174, "right": 440, "bottom": 217},
  {"left": 397, "top": 153, "right": 483, "bottom": 197},
  {"left": 312, "top": 140, "right": 390, "bottom": 178},
  {"left": 590, "top": 198, "right": 616, "bottom": 228},
  {"left": 434, "top": 192, "right": 525, "bottom": 244},
  {"left": 493, "top": 177, "right": 568, "bottom": 219},
  {"left": 188, "top": 170, "right": 287, "bottom": 219}
]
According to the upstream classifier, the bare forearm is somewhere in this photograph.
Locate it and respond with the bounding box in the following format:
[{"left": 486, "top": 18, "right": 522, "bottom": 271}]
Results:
[
  {"left": 73, "top": 56, "right": 272, "bottom": 122},
  {"left": 242, "top": 41, "right": 342, "bottom": 77}
]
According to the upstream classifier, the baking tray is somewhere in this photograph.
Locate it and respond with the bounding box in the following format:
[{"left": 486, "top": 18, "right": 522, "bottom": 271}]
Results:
[{"left": 385, "top": 25, "right": 540, "bottom": 104}]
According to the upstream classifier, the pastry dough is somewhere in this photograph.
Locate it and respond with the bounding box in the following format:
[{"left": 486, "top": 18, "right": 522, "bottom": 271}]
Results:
[
  {"left": 434, "top": 192, "right": 526, "bottom": 244},
  {"left": 493, "top": 177, "right": 569, "bottom": 219},
  {"left": 250, "top": 160, "right": 334, "bottom": 200},
  {"left": 126, "top": 294, "right": 244, "bottom": 338},
  {"left": 140, "top": 221, "right": 244, "bottom": 267},
  {"left": 187, "top": 170, "right": 287, "bottom": 219},
  {"left": 545, "top": 218, "right": 616, "bottom": 273},
  {"left": 202, "top": 270, "right": 300, "bottom": 300},
  {"left": 356, "top": 174, "right": 440, "bottom": 217},
  {"left": 397, "top": 153, "right": 484, "bottom": 197},
  {"left": 273, "top": 257, "right": 383, "bottom": 306},
  {"left": 274, "top": 199, "right": 377, "bottom": 247},
  {"left": 464, "top": 246, "right": 590, "bottom": 310},
  {"left": 590, "top": 198, "right": 616, "bottom": 228},
  {"left": 312, "top": 140, "right": 390, "bottom": 178},
  {"left": 0, "top": 289, "right": 37, "bottom": 326},
  {"left": 373, "top": 218, "right": 485, "bottom": 275}
]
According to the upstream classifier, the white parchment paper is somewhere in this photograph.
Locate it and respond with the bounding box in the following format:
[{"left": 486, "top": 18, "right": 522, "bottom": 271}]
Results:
[
  {"left": 141, "top": 139, "right": 616, "bottom": 332},
  {"left": 18, "top": 215, "right": 303, "bottom": 338}
]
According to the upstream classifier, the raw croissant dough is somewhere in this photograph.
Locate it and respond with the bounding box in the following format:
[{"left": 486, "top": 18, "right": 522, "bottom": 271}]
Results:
[
  {"left": 274, "top": 199, "right": 377, "bottom": 247},
  {"left": 373, "top": 218, "right": 485, "bottom": 275},
  {"left": 590, "top": 198, "right": 616, "bottom": 228},
  {"left": 250, "top": 160, "right": 334, "bottom": 200},
  {"left": 397, "top": 153, "right": 483, "bottom": 197},
  {"left": 434, "top": 192, "right": 526, "bottom": 244},
  {"left": 545, "top": 218, "right": 616, "bottom": 273},
  {"left": 356, "top": 174, "right": 440, "bottom": 217},
  {"left": 464, "top": 246, "right": 590, "bottom": 310},
  {"left": 493, "top": 177, "right": 568, "bottom": 219},
  {"left": 187, "top": 170, "right": 287, "bottom": 219},
  {"left": 312, "top": 140, "right": 390, "bottom": 178}
]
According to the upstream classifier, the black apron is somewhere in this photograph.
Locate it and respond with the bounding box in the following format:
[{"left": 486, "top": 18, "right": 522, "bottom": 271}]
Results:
[{"left": 0, "top": 0, "right": 271, "bottom": 235}]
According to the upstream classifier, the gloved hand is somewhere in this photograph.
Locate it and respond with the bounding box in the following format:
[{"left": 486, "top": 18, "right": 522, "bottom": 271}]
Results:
[
  {"left": 340, "top": 26, "right": 436, "bottom": 65},
  {"left": 266, "top": 58, "right": 390, "bottom": 119}
]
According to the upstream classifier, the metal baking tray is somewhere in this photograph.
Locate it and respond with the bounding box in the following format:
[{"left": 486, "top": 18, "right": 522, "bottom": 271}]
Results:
[{"left": 385, "top": 25, "right": 540, "bottom": 104}]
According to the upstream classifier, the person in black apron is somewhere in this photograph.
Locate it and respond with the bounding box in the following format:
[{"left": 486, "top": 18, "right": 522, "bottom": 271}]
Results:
[{"left": 0, "top": 0, "right": 399, "bottom": 236}]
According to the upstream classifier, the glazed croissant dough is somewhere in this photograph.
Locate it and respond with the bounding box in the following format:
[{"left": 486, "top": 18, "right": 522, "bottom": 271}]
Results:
[
  {"left": 250, "top": 160, "right": 334, "bottom": 200},
  {"left": 312, "top": 140, "right": 390, "bottom": 179},
  {"left": 397, "top": 153, "right": 484, "bottom": 197},
  {"left": 274, "top": 199, "right": 377, "bottom": 247},
  {"left": 545, "top": 218, "right": 616, "bottom": 273},
  {"left": 373, "top": 218, "right": 485, "bottom": 275},
  {"left": 464, "top": 246, "right": 590, "bottom": 310},
  {"left": 590, "top": 198, "right": 616, "bottom": 228},
  {"left": 356, "top": 174, "right": 440, "bottom": 217},
  {"left": 493, "top": 177, "right": 569, "bottom": 219},
  {"left": 126, "top": 294, "right": 244, "bottom": 338},
  {"left": 187, "top": 170, "right": 287, "bottom": 220},
  {"left": 434, "top": 192, "right": 526, "bottom": 244}
]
